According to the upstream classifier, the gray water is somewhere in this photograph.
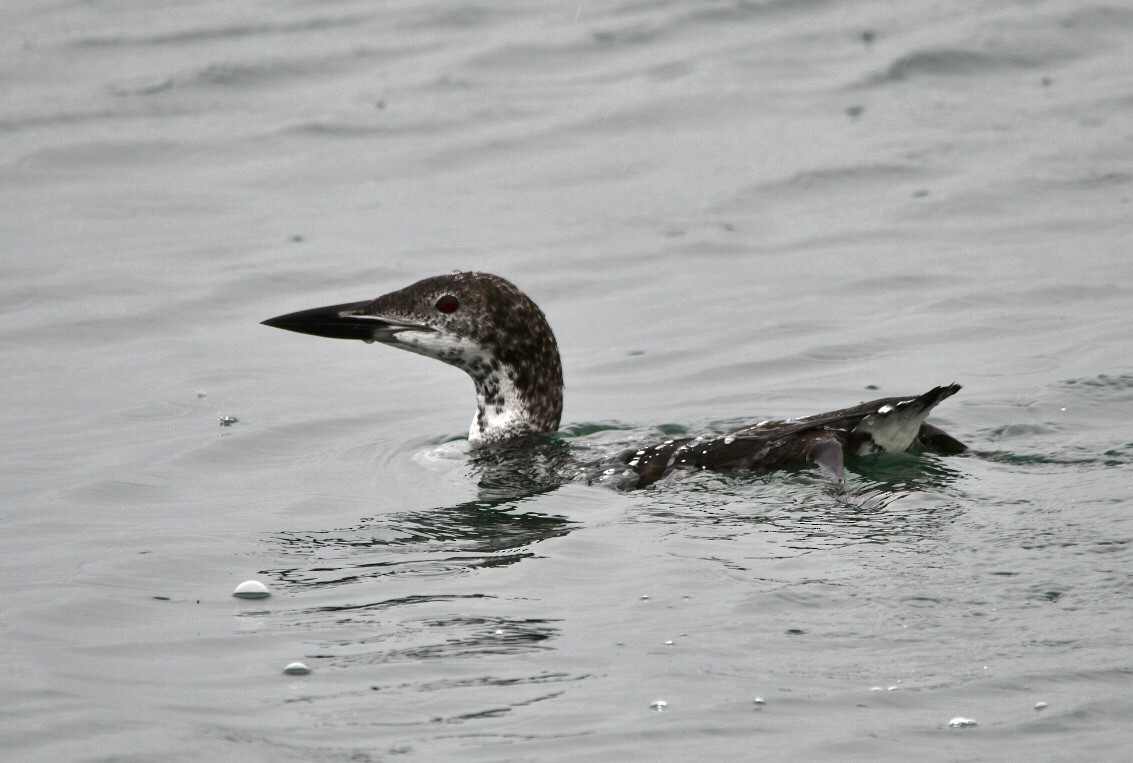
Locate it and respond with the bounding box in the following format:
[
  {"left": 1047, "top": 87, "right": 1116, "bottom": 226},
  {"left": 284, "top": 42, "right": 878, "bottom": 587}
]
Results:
[{"left": 4, "top": 1, "right": 1133, "bottom": 760}]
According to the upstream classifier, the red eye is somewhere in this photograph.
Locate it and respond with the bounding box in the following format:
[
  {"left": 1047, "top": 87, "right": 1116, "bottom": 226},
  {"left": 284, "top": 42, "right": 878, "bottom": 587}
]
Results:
[{"left": 435, "top": 294, "right": 459, "bottom": 314}]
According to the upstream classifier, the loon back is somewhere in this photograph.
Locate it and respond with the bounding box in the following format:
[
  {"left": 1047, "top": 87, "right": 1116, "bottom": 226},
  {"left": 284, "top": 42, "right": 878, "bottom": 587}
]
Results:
[
  {"left": 619, "top": 384, "right": 967, "bottom": 489},
  {"left": 263, "top": 271, "right": 967, "bottom": 486}
]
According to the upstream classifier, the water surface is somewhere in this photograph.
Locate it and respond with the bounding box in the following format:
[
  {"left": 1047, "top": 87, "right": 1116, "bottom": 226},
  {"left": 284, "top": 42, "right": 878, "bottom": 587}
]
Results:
[{"left": 3, "top": 1, "right": 1132, "bottom": 760}]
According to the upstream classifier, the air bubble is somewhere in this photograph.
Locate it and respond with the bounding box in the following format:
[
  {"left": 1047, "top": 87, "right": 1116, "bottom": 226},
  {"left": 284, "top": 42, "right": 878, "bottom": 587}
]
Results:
[{"left": 233, "top": 580, "right": 270, "bottom": 599}]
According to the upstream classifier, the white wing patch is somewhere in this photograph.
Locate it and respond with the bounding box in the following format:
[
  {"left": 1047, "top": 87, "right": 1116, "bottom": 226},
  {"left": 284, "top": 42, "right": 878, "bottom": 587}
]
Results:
[{"left": 854, "top": 401, "right": 927, "bottom": 454}]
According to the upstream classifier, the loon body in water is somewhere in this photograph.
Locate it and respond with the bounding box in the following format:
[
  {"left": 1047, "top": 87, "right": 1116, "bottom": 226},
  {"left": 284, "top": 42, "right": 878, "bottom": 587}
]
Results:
[{"left": 263, "top": 272, "right": 966, "bottom": 488}]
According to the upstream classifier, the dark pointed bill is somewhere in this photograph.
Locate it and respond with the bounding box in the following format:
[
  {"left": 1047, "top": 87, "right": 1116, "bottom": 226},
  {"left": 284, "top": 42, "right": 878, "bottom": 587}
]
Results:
[{"left": 261, "top": 301, "right": 432, "bottom": 343}]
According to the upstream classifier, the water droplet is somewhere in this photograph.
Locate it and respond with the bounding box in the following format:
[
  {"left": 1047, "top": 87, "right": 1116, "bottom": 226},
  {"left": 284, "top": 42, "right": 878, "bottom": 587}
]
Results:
[
  {"left": 663, "top": 640, "right": 674, "bottom": 646},
  {"left": 723, "top": 436, "right": 734, "bottom": 445},
  {"left": 948, "top": 717, "right": 977, "bottom": 728},
  {"left": 752, "top": 697, "right": 765, "bottom": 706},
  {"left": 640, "top": 594, "right": 650, "bottom": 600},
  {"left": 650, "top": 700, "right": 668, "bottom": 711},
  {"left": 878, "top": 404, "right": 893, "bottom": 414},
  {"left": 233, "top": 580, "right": 270, "bottom": 599},
  {"left": 283, "top": 662, "right": 311, "bottom": 675},
  {"left": 218, "top": 415, "right": 238, "bottom": 427},
  {"left": 1034, "top": 701, "right": 1048, "bottom": 711}
]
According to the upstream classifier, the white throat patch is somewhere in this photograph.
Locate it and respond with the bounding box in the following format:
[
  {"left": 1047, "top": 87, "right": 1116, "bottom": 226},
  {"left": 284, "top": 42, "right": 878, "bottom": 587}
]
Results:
[{"left": 390, "top": 330, "right": 532, "bottom": 446}]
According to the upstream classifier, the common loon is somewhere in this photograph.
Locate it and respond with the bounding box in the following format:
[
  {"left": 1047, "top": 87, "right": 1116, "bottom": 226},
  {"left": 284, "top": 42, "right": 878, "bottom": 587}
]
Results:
[{"left": 263, "top": 271, "right": 967, "bottom": 488}]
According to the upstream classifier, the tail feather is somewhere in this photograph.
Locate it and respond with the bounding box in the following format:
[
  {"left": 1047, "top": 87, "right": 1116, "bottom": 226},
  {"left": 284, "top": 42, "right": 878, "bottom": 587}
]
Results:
[{"left": 915, "top": 422, "right": 968, "bottom": 454}]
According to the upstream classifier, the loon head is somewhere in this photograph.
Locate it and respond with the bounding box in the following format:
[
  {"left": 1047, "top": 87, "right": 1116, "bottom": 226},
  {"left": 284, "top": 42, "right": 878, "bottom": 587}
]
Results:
[{"left": 262, "top": 271, "right": 563, "bottom": 446}]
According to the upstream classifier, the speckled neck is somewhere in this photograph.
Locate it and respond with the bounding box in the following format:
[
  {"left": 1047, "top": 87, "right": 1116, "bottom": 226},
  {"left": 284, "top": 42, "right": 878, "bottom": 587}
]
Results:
[{"left": 359, "top": 272, "right": 563, "bottom": 445}]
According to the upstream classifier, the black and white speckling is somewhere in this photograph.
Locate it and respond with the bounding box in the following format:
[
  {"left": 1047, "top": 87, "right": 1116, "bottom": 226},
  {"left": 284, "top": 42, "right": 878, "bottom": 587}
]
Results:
[
  {"left": 619, "top": 384, "right": 965, "bottom": 488},
  {"left": 360, "top": 272, "right": 562, "bottom": 444},
  {"left": 263, "top": 272, "right": 967, "bottom": 488}
]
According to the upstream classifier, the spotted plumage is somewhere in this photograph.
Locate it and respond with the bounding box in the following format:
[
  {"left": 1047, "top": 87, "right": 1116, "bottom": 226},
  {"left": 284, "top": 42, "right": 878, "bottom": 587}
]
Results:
[
  {"left": 618, "top": 385, "right": 965, "bottom": 488},
  {"left": 263, "top": 272, "right": 967, "bottom": 488}
]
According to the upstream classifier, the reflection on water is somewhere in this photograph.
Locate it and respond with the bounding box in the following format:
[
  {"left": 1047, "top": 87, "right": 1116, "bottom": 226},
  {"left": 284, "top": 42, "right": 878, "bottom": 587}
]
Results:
[
  {"left": 637, "top": 450, "right": 970, "bottom": 552},
  {"left": 260, "top": 487, "right": 574, "bottom": 685},
  {"left": 267, "top": 496, "right": 574, "bottom": 588},
  {"left": 467, "top": 434, "right": 579, "bottom": 500},
  {"left": 311, "top": 611, "right": 561, "bottom": 667},
  {"left": 266, "top": 427, "right": 976, "bottom": 592},
  {"left": 849, "top": 450, "right": 967, "bottom": 488},
  {"left": 257, "top": 439, "right": 583, "bottom": 686},
  {"left": 266, "top": 439, "right": 585, "bottom": 587}
]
